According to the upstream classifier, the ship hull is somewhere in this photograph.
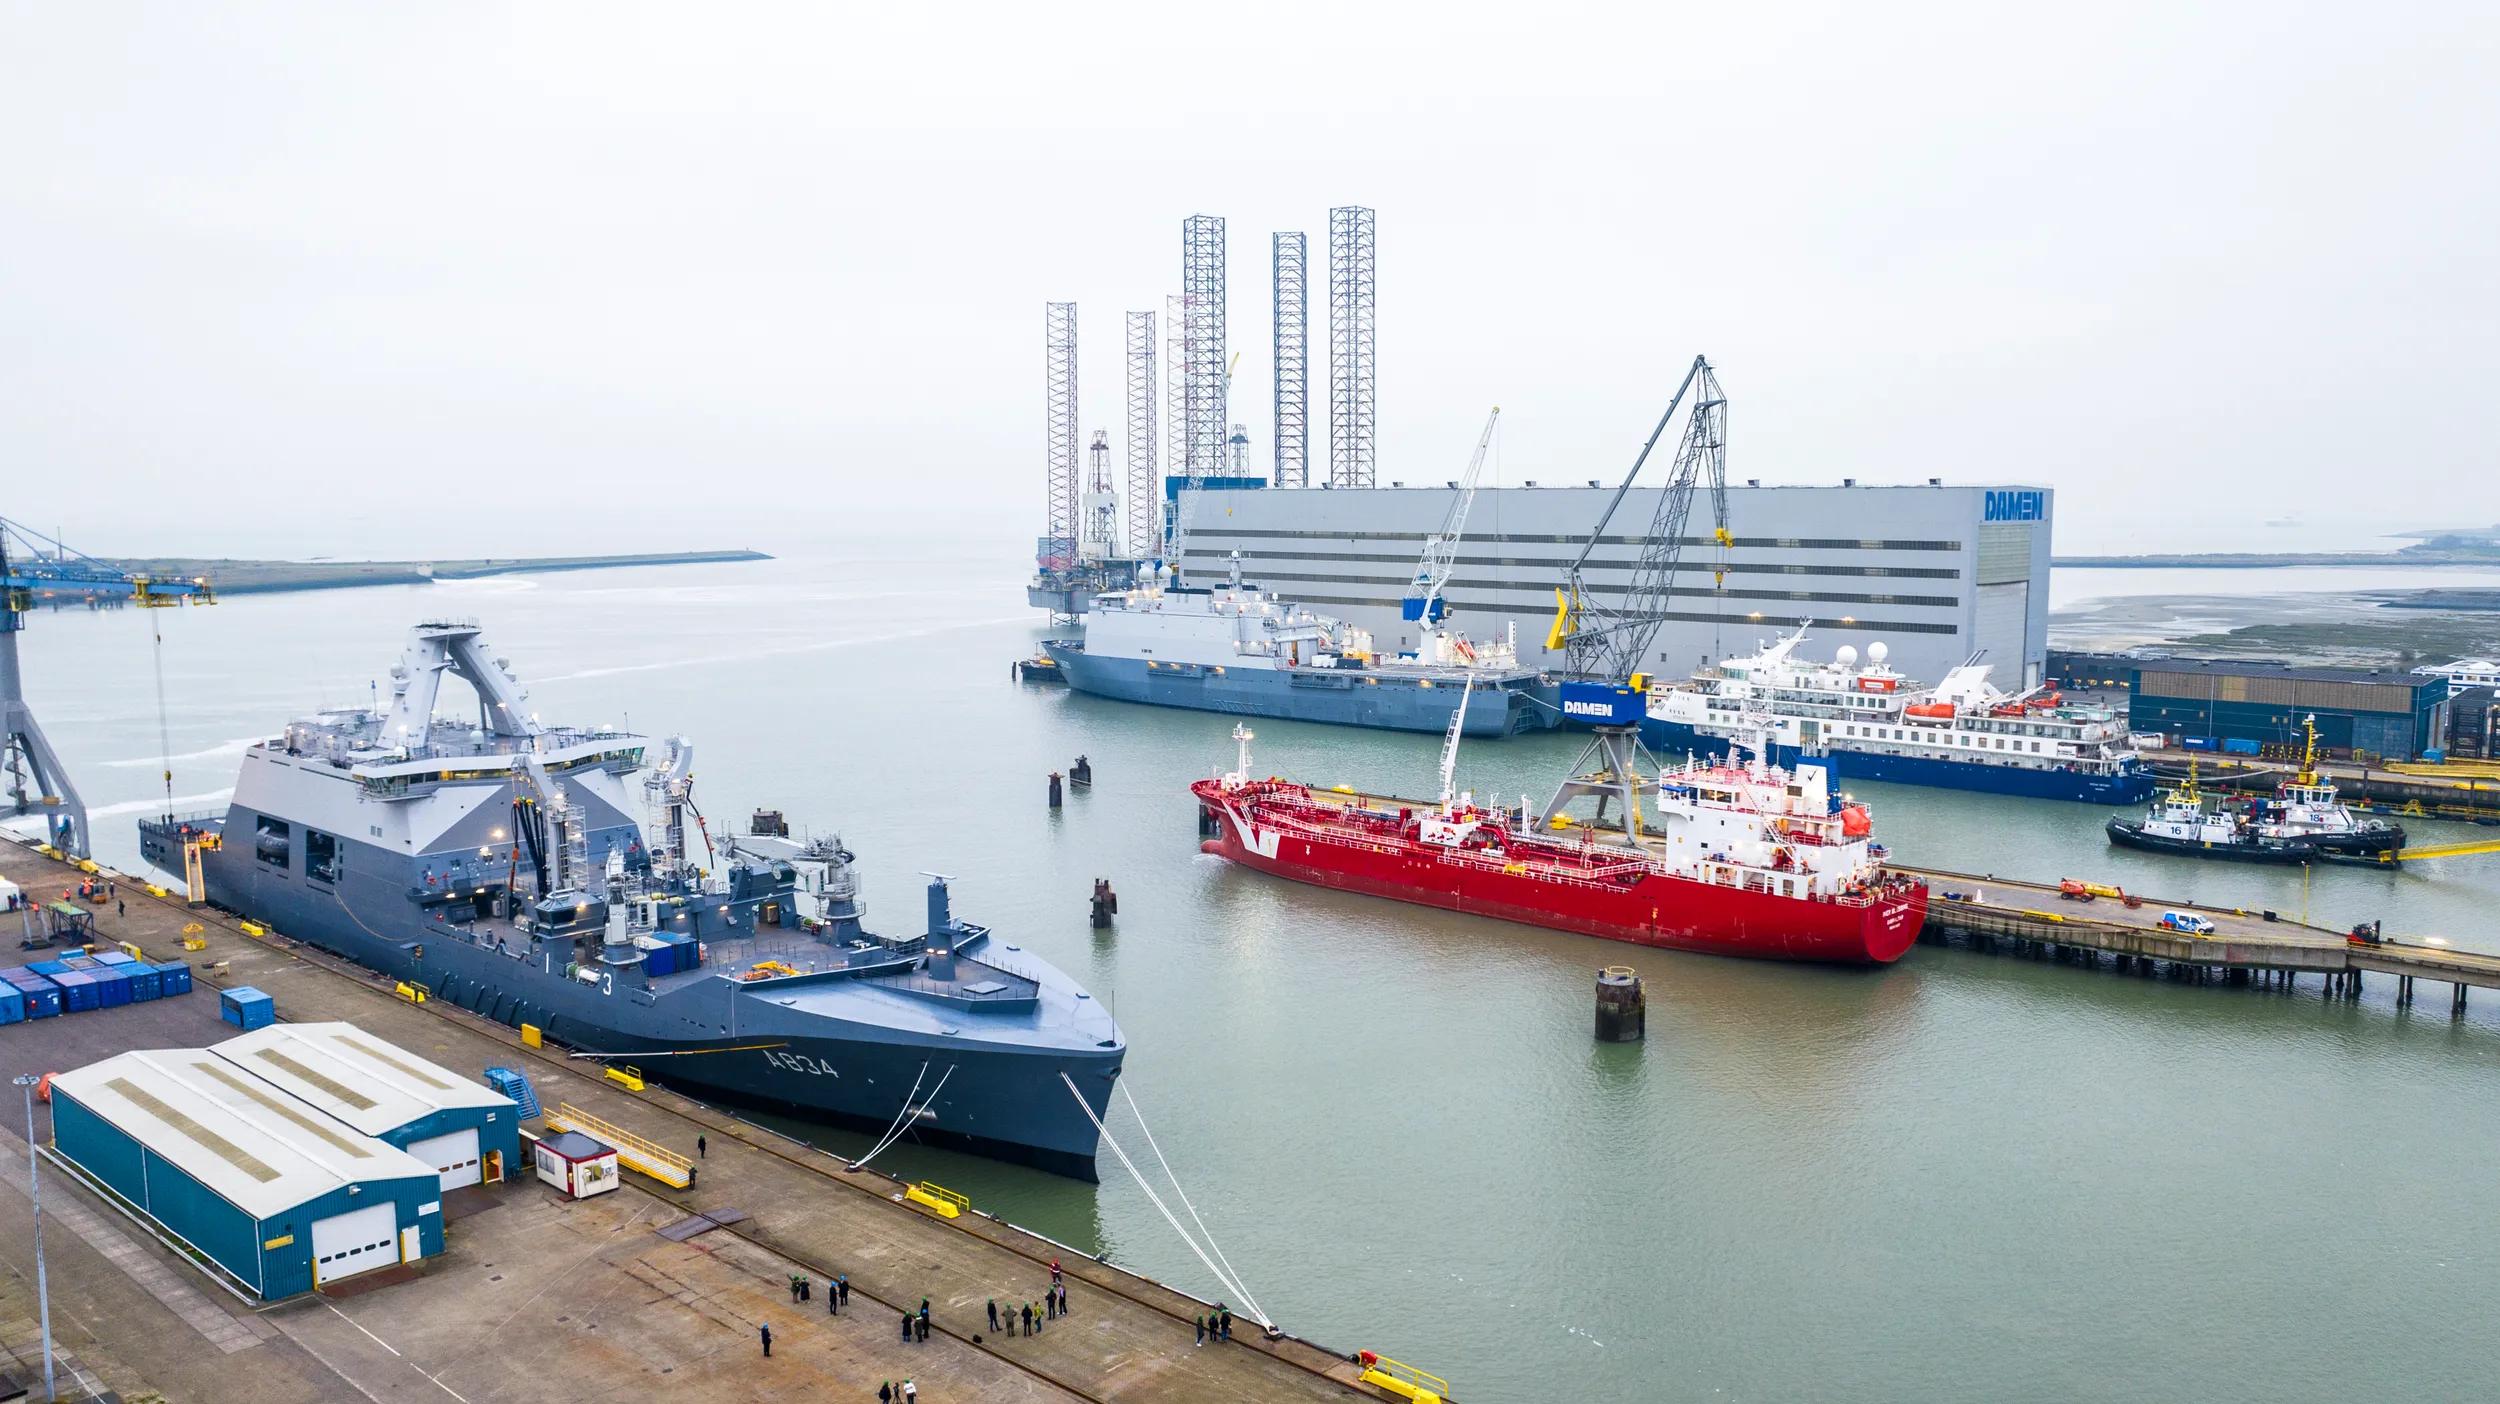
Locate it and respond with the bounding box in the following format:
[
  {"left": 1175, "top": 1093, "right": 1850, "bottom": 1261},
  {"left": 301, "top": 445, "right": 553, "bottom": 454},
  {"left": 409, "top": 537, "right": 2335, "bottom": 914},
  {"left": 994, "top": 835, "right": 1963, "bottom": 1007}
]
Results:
[
  {"left": 146, "top": 811, "right": 1118, "bottom": 1179},
  {"left": 2104, "top": 819, "right": 2317, "bottom": 865},
  {"left": 1046, "top": 640, "right": 1556, "bottom": 737},
  {"left": 1641, "top": 718, "right": 2154, "bottom": 805},
  {"left": 1199, "top": 803, "right": 1926, "bottom": 964}
]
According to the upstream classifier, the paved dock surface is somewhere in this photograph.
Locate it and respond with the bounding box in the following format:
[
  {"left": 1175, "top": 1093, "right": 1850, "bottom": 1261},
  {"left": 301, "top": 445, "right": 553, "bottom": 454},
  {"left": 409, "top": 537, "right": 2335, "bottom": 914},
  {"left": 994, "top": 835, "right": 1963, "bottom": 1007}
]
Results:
[
  {"left": 0, "top": 838, "right": 1381, "bottom": 1403},
  {"left": 1890, "top": 863, "right": 2500, "bottom": 995}
]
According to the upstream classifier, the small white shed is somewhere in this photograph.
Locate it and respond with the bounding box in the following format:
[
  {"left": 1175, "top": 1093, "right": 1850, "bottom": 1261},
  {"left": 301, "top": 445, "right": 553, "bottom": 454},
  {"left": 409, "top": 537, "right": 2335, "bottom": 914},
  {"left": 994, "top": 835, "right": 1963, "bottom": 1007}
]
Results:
[{"left": 533, "top": 1130, "right": 620, "bottom": 1199}]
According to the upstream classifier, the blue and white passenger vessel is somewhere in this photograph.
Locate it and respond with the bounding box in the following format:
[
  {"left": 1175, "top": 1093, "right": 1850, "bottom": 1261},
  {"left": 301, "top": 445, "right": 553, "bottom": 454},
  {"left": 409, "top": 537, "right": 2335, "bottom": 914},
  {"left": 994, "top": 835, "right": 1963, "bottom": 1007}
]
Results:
[
  {"left": 139, "top": 620, "right": 1124, "bottom": 1178},
  {"left": 1642, "top": 629, "right": 2154, "bottom": 804}
]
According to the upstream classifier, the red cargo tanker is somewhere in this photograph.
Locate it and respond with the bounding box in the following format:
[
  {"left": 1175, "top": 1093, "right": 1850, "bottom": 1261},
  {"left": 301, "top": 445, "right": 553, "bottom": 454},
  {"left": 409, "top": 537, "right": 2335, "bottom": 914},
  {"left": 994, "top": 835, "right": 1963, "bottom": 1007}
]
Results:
[{"left": 1191, "top": 727, "right": 1926, "bottom": 964}]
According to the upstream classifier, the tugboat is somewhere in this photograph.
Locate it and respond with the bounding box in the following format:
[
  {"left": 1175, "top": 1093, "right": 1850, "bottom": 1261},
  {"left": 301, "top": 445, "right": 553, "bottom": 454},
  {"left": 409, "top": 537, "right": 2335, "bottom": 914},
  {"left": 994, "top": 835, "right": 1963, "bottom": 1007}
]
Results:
[
  {"left": 137, "top": 619, "right": 1125, "bottom": 1179},
  {"left": 1189, "top": 687, "right": 1927, "bottom": 964},
  {"left": 2229, "top": 717, "right": 2404, "bottom": 857},
  {"left": 2105, "top": 758, "right": 2318, "bottom": 864}
]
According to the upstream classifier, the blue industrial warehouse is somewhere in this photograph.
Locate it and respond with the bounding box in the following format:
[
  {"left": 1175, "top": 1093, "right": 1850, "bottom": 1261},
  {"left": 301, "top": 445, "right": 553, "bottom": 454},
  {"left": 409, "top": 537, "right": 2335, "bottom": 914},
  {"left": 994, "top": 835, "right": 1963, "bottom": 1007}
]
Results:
[
  {"left": 2119, "top": 660, "right": 2451, "bottom": 761},
  {"left": 212, "top": 1021, "right": 521, "bottom": 1190},
  {"left": 44, "top": 1021, "right": 520, "bottom": 1301}
]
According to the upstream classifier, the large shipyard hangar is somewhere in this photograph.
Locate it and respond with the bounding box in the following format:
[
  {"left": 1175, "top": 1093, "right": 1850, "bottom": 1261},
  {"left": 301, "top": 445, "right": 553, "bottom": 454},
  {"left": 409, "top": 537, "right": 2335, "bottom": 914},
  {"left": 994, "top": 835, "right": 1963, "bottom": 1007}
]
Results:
[
  {"left": 50, "top": 1048, "right": 446, "bottom": 1298},
  {"left": 1179, "top": 481, "right": 2054, "bottom": 689},
  {"left": 212, "top": 1021, "right": 521, "bottom": 1191}
]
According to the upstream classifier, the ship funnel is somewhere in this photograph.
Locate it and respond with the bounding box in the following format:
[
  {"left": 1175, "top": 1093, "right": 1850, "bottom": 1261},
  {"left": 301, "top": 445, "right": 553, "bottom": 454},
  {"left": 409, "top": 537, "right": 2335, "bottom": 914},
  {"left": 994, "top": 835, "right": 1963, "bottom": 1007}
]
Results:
[{"left": 922, "top": 873, "right": 957, "bottom": 979}]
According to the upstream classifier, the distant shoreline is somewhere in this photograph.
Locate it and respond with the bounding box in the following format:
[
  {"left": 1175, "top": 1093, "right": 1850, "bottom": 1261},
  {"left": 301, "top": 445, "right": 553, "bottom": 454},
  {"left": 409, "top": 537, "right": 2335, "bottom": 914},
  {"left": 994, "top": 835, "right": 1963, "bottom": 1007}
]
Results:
[
  {"left": 89, "top": 548, "right": 771, "bottom": 595},
  {"left": 2054, "top": 551, "right": 2500, "bottom": 568}
]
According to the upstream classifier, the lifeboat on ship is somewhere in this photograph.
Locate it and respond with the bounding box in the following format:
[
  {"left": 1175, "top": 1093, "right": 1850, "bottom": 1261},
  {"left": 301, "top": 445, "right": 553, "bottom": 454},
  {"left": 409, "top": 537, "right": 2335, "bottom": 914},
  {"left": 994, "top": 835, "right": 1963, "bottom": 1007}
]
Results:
[{"left": 1904, "top": 702, "right": 1955, "bottom": 723}]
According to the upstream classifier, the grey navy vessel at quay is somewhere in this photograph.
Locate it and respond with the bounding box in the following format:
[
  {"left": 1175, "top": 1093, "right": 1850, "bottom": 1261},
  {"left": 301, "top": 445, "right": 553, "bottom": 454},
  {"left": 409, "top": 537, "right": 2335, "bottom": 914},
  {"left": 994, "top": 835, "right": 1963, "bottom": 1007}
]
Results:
[
  {"left": 139, "top": 620, "right": 1123, "bottom": 1179},
  {"left": 1044, "top": 564, "right": 1560, "bottom": 738}
]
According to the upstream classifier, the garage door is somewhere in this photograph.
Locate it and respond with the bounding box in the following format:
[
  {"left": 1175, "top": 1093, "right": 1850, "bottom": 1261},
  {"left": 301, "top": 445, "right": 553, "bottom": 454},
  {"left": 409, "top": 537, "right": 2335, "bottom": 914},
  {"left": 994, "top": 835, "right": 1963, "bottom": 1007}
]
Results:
[
  {"left": 310, "top": 1202, "right": 400, "bottom": 1286},
  {"left": 408, "top": 1129, "right": 482, "bottom": 1191}
]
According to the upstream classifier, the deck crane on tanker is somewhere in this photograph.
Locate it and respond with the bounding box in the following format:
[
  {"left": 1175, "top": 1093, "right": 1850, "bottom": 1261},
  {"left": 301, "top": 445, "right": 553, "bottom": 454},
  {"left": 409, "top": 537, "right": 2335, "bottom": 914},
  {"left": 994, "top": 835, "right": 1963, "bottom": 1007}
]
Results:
[
  {"left": 1400, "top": 406, "right": 1504, "bottom": 667},
  {"left": 1536, "top": 356, "right": 1731, "bottom": 842},
  {"left": 1, "top": 516, "right": 214, "bottom": 859}
]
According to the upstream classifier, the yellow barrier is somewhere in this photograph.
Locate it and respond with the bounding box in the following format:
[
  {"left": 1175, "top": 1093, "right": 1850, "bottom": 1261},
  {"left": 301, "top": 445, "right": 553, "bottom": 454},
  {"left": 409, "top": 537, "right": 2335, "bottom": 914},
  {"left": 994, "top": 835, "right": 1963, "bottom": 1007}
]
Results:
[
  {"left": 119, "top": 941, "right": 146, "bottom": 961},
  {"left": 1359, "top": 1356, "right": 1450, "bottom": 1402},
  {"left": 542, "top": 1102, "right": 694, "bottom": 1189},
  {"left": 393, "top": 982, "right": 428, "bottom": 1004},
  {"left": 903, "top": 1181, "right": 968, "bottom": 1219},
  {"left": 145, "top": 884, "right": 170, "bottom": 898},
  {"left": 604, "top": 1065, "right": 647, "bottom": 1092},
  {"left": 238, "top": 920, "right": 267, "bottom": 937},
  {"left": 521, "top": 1023, "right": 543, "bottom": 1048}
]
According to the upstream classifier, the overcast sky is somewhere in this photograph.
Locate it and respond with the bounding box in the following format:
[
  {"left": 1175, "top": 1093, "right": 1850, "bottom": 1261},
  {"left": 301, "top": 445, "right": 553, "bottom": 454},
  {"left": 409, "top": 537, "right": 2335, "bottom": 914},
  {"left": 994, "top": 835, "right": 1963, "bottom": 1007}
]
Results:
[{"left": 4, "top": 3, "right": 2494, "bottom": 560}]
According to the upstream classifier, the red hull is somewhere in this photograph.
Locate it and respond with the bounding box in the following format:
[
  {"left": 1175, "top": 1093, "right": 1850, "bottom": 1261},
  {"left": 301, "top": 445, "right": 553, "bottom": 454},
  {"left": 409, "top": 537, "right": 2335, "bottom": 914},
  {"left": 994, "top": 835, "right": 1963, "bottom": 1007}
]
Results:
[{"left": 1196, "top": 785, "right": 1927, "bottom": 965}]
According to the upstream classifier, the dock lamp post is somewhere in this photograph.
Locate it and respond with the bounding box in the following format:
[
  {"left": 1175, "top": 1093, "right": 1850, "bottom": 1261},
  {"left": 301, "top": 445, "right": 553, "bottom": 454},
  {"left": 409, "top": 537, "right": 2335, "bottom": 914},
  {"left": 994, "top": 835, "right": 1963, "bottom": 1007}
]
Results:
[{"left": 14, "top": 1073, "right": 55, "bottom": 1402}]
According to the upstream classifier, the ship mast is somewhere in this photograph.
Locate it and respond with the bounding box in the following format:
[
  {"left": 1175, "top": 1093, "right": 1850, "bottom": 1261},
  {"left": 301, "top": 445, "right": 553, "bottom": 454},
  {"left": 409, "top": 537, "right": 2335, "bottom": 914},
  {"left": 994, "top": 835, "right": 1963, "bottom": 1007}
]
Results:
[{"left": 1437, "top": 676, "right": 1475, "bottom": 814}]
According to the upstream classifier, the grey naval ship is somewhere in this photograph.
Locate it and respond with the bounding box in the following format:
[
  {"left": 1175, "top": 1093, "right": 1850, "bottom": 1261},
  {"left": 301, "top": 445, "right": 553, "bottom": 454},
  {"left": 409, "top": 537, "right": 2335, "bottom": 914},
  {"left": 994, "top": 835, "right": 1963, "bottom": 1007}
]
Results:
[
  {"left": 1044, "top": 562, "right": 1559, "bottom": 737},
  {"left": 139, "top": 620, "right": 1124, "bottom": 1179}
]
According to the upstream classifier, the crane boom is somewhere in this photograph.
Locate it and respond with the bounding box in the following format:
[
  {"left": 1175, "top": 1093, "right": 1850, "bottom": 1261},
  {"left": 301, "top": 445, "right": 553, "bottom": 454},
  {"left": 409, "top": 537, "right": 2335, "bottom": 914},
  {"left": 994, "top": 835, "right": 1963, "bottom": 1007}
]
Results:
[
  {"left": 1552, "top": 357, "right": 1729, "bottom": 682},
  {"left": 1404, "top": 406, "right": 1501, "bottom": 634},
  {"left": 1, "top": 516, "right": 215, "bottom": 858}
]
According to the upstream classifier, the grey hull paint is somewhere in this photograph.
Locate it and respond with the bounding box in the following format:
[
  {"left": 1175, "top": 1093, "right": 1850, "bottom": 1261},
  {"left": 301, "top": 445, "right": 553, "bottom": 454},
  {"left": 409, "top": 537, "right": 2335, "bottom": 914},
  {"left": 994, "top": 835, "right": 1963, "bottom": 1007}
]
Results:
[
  {"left": 156, "top": 810, "right": 1120, "bottom": 1180},
  {"left": 1043, "top": 640, "right": 1559, "bottom": 737}
]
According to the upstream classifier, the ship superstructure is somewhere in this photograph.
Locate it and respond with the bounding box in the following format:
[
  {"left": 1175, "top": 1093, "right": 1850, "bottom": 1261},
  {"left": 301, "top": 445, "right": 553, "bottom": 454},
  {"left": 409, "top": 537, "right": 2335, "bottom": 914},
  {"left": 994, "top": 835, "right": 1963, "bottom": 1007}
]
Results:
[
  {"left": 2228, "top": 717, "right": 2404, "bottom": 855},
  {"left": 1044, "top": 561, "right": 1558, "bottom": 737},
  {"left": 139, "top": 620, "right": 1123, "bottom": 1178},
  {"left": 1645, "top": 628, "right": 2153, "bottom": 803}
]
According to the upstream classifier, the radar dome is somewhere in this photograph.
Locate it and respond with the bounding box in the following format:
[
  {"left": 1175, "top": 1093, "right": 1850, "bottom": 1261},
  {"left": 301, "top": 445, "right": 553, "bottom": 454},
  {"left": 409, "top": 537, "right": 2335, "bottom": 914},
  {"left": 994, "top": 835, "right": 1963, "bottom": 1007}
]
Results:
[
  {"left": 1867, "top": 641, "right": 1889, "bottom": 663},
  {"left": 1834, "top": 645, "right": 1859, "bottom": 668}
]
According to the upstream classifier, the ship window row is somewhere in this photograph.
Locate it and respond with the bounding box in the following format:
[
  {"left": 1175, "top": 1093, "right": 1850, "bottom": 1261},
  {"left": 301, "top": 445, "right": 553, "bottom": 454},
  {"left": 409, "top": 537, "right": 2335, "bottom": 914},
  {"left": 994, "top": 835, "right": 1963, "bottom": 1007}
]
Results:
[
  {"left": 1838, "top": 723, "right": 2049, "bottom": 754},
  {"left": 1183, "top": 546, "right": 1963, "bottom": 581},
  {"left": 1192, "top": 528, "right": 1965, "bottom": 552},
  {"left": 1193, "top": 568, "right": 1962, "bottom": 611},
  {"left": 1280, "top": 594, "right": 1965, "bottom": 636}
]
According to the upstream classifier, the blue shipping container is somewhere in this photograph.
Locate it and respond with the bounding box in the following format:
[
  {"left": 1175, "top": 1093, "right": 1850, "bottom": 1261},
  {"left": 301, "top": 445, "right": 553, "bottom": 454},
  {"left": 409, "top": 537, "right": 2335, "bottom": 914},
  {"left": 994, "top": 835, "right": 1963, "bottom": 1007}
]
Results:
[
  {"left": 2181, "top": 736, "right": 2218, "bottom": 751},
  {"left": 29, "top": 959, "right": 72, "bottom": 977},
  {"left": 220, "top": 986, "right": 274, "bottom": 1030},
  {"left": 51, "top": 970, "right": 101, "bottom": 1013},
  {"left": 92, "top": 950, "right": 140, "bottom": 968},
  {"left": 1, "top": 968, "right": 63, "bottom": 1019},
  {"left": 2222, "top": 738, "right": 2263, "bottom": 756},
  {"left": 153, "top": 962, "right": 194, "bottom": 996},
  {"left": 84, "top": 966, "right": 132, "bottom": 1007},
  {"left": 0, "top": 985, "right": 21, "bottom": 1024},
  {"left": 124, "top": 964, "right": 162, "bottom": 1001}
]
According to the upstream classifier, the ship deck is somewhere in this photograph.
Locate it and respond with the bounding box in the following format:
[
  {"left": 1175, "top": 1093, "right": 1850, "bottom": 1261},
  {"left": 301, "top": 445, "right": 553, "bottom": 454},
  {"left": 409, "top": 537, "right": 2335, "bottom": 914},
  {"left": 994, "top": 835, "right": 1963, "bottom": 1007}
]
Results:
[{"left": 0, "top": 835, "right": 1383, "bottom": 1402}]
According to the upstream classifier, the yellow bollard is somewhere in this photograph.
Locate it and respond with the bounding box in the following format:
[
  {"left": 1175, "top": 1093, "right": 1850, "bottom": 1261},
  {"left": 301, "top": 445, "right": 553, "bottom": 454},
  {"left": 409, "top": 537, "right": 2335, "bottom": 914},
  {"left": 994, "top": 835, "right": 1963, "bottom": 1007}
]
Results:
[{"left": 521, "top": 1023, "right": 543, "bottom": 1048}]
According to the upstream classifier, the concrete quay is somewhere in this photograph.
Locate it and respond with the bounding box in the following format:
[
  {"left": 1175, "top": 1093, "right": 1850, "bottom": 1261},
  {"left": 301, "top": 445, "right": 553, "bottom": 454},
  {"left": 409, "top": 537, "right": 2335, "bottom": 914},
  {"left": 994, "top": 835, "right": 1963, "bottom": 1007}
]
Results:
[
  {"left": 0, "top": 836, "right": 1390, "bottom": 1403},
  {"left": 1890, "top": 864, "right": 2498, "bottom": 1011}
]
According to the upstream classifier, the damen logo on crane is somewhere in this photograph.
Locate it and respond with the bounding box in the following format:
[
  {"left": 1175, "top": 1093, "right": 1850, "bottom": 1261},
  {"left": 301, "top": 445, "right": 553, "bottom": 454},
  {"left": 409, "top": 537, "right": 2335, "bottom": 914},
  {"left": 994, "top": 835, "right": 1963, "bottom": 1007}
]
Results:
[{"left": 1984, "top": 490, "right": 2047, "bottom": 523}]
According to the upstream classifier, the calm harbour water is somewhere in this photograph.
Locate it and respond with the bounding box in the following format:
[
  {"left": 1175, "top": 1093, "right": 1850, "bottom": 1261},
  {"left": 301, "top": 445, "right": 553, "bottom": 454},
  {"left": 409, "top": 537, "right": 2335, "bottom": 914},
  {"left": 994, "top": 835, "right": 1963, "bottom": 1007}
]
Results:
[{"left": 16, "top": 552, "right": 2500, "bottom": 1403}]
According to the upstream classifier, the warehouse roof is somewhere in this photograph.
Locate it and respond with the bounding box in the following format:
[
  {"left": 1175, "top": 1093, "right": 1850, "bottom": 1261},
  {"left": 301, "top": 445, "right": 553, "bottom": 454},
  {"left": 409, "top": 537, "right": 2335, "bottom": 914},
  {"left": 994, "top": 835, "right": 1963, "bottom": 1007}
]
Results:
[
  {"left": 211, "top": 1022, "right": 510, "bottom": 1138},
  {"left": 2128, "top": 658, "right": 2444, "bottom": 687},
  {"left": 51, "top": 1049, "right": 435, "bottom": 1220}
]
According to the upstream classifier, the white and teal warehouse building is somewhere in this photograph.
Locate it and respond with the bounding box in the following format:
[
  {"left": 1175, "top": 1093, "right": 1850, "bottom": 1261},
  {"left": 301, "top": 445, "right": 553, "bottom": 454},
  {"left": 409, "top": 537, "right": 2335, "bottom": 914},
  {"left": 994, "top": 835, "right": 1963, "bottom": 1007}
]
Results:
[
  {"left": 210, "top": 1021, "right": 521, "bottom": 1192},
  {"left": 1176, "top": 481, "right": 2054, "bottom": 690},
  {"left": 50, "top": 1047, "right": 453, "bottom": 1298}
]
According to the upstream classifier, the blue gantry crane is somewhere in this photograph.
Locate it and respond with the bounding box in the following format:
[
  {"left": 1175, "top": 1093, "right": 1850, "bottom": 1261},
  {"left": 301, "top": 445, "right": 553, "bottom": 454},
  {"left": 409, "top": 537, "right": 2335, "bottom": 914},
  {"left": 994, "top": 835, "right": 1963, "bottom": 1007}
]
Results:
[{"left": 1, "top": 517, "right": 214, "bottom": 859}]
